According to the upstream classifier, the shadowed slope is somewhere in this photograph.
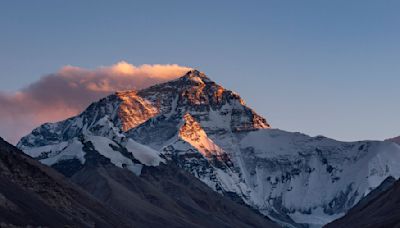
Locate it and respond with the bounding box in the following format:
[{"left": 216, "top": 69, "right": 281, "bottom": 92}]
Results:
[
  {"left": 0, "top": 137, "right": 129, "bottom": 227},
  {"left": 66, "top": 146, "right": 279, "bottom": 228},
  {"left": 326, "top": 177, "right": 400, "bottom": 228}
]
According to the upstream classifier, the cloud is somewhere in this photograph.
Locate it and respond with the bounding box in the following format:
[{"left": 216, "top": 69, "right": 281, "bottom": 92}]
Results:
[{"left": 0, "top": 62, "right": 192, "bottom": 144}]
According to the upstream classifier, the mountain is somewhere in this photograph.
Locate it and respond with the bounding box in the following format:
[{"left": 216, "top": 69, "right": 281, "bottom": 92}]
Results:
[
  {"left": 18, "top": 70, "right": 400, "bottom": 227},
  {"left": 326, "top": 176, "right": 400, "bottom": 227},
  {"left": 0, "top": 137, "right": 130, "bottom": 227},
  {"left": 1, "top": 137, "right": 277, "bottom": 228},
  {"left": 68, "top": 152, "right": 278, "bottom": 228}
]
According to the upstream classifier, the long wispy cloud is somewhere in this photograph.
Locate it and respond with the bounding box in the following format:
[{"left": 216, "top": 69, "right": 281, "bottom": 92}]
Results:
[{"left": 0, "top": 62, "right": 192, "bottom": 144}]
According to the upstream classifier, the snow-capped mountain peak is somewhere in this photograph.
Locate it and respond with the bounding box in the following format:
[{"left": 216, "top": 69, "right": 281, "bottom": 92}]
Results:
[
  {"left": 17, "top": 70, "right": 400, "bottom": 228},
  {"left": 180, "top": 69, "right": 210, "bottom": 83}
]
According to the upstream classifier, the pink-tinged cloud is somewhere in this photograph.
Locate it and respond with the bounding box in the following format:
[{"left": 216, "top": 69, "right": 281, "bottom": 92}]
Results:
[{"left": 0, "top": 62, "right": 192, "bottom": 144}]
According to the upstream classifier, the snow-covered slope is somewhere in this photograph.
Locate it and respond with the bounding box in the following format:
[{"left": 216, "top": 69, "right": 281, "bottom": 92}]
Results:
[
  {"left": 17, "top": 70, "right": 400, "bottom": 227},
  {"left": 236, "top": 130, "right": 400, "bottom": 227}
]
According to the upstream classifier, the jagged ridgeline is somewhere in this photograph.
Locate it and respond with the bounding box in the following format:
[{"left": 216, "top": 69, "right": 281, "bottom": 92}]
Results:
[{"left": 18, "top": 70, "right": 400, "bottom": 227}]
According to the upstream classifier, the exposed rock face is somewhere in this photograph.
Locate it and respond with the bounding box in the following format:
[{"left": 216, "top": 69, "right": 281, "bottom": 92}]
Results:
[
  {"left": 17, "top": 70, "right": 400, "bottom": 227},
  {"left": 130, "top": 70, "right": 269, "bottom": 138},
  {"left": 116, "top": 91, "right": 159, "bottom": 131}
]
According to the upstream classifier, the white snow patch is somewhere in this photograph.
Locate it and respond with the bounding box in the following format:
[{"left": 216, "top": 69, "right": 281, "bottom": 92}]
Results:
[
  {"left": 87, "top": 135, "right": 134, "bottom": 168},
  {"left": 41, "top": 139, "right": 85, "bottom": 166},
  {"left": 23, "top": 141, "right": 69, "bottom": 158},
  {"left": 87, "top": 135, "right": 146, "bottom": 175},
  {"left": 125, "top": 139, "right": 164, "bottom": 166},
  {"left": 290, "top": 207, "right": 344, "bottom": 228}
]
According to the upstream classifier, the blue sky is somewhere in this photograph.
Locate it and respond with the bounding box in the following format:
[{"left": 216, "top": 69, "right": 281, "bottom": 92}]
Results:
[{"left": 1, "top": 0, "right": 399, "bottom": 141}]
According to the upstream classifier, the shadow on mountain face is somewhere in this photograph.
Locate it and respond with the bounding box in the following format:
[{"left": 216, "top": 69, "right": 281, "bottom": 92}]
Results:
[
  {"left": 68, "top": 153, "right": 278, "bottom": 228},
  {"left": 0, "top": 137, "right": 277, "bottom": 228}
]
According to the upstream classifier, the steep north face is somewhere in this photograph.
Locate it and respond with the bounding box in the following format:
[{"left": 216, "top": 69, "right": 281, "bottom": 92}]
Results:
[{"left": 18, "top": 70, "right": 400, "bottom": 227}]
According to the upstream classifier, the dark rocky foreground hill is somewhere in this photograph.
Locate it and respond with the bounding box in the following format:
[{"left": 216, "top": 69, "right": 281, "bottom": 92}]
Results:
[
  {"left": 326, "top": 176, "right": 400, "bottom": 228},
  {"left": 0, "top": 137, "right": 278, "bottom": 228},
  {"left": 0, "top": 137, "right": 129, "bottom": 227}
]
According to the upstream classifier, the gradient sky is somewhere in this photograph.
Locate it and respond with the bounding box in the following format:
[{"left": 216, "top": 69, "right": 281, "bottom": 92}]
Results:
[{"left": 1, "top": 0, "right": 399, "bottom": 141}]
